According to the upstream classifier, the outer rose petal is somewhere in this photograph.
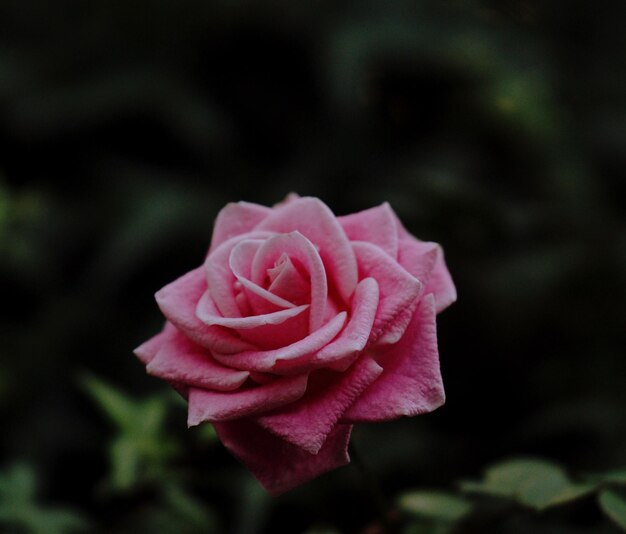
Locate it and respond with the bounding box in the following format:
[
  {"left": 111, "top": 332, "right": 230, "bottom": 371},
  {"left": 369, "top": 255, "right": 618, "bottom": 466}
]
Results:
[
  {"left": 255, "top": 197, "right": 358, "bottom": 303},
  {"left": 187, "top": 374, "right": 308, "bottom": 425},
  {"left": 257, "top": 356, "right": 382, "bottom": 454},
  {"left": 389, "top": 208, "right": 456, "bottom": 313},
  {"left": 155, "top": 267, "right": 255, "bottom": 354},
  {"left": 376, "top": 305, "right": 414, "bottom": 345},
  {"left": 209, "top": 201, "right": 272, "bottom": 252},
  {"left": 273, "top": 192, "right": 300, "bottom": 207},
  {"left": 214, "top": 420, "right": 352, "bottom": 495},
  {"left": 397, "top": 238, "right": 457, "bottom": 313},
  {"left": 343, "top": 294, "right": 445, "bottom": 422},
  {"left": 146, "top": 328, "right": 249, "bottom": 391},
  {"left": 338, "top": 203, "right": 398, "bottom": 259},
  {"left": 134, "top": 322, "right": 177, "bottom": 365},
  {"left": 352, "top": 241, "right": 422, "bottom": 344}
]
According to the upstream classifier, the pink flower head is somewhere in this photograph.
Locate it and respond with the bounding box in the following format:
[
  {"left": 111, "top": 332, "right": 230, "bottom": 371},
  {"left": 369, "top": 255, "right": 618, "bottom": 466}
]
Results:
[{"left": 135, "top": 195, "right": 456, "bottom": 494}]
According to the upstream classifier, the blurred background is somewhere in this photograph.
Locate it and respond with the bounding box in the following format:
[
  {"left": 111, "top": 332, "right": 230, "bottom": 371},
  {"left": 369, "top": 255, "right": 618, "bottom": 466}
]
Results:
[{"left": 1, "top": 1, "right": 625, "bottom": 532}]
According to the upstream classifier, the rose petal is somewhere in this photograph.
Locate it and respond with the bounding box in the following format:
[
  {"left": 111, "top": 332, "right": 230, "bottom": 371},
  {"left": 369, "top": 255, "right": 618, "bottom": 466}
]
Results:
[
  {"left": 389, "top": 209, "right": 456, "bottom": 314},
  {"left": 214, "top": 420, "right": 352, "bottom": 495},
  {"left": 155, "top": 267, "right": 256, "bottom": 354},
  {"left": 315, "top": 278, "right": 379, "bottom": 371},
  {"left": 255, "top": 197, "right": 358, "bottom": 303},
  {"left": 376, "top": 305, "right": 414, "bottom": 345},
  {"left": 375, "top": 241, "right": 437, "bottom": 346},
  {"left": 237, "top": 276, "right": 297, "bottom": 314},
  {"left": 391, "top": 208, "right": 412, "bottom": 240},
  {"left": 342, "top": 294, "right": 445, "bottom": 422},
  {"left": 353, "top": 241, "right": 422, "bottom": 344},
  {"left": 205, "top": 231, "right": 275, "bottom": 318},
  {"left": 251, "top": 232, "right": 326, "bottom": 332},
  {"left": 196, "top": 289, "right": 310, "bottom": 349},
  {"left": 133, "top": 322, "right": 177, "bottom": 365},
  {"left": 212, "top": 312, "right": 348, "bottom": 373},
  {"left": 240, "top": 313, "right": 311, "bottom": 350},
  {"left": 209, "top": 201, "right": 272, "bottom": 253},
  {"left": 196, "top": 290, "right": 308, "bottom": 329},
  {"left": 146, "top": 328, "right": 249, "bottom": 391},
  {"left": 273, "top": 192, "right": 301, "bottom": 207},
  {"left": 228, "top": 238, "right": 257, "bottom": 280},
  {"left": 257, "top": 356, "right": 382, "bottom": 454},
  {"left": 249, "top": 371, "right": 275, "bottom": 384},
  {"left": 187, "top": 374, "right": 308, "bottom": 424},
  {"left": 133, "top": 323, "right": 191, "bottom": 399},
  {"left": 338, "top": 202, "right": 398, "bottom": 259},
  {"left": 273, "top": 277, "right": 379, "bottom": 374},
  {"left": 398, "top": 238, "right": 457, "bottom": 313}
]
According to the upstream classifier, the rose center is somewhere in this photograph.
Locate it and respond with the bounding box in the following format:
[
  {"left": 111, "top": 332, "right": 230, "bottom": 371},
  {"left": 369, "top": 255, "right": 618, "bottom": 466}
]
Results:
[{"left": 265, "top": 253, "right": 310, "bottom": 305}]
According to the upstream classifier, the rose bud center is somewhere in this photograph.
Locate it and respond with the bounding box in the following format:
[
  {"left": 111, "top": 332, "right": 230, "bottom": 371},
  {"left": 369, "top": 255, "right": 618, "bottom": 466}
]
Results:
[{"left": 265, "top": 253, "right": 310, "bottom": 306}]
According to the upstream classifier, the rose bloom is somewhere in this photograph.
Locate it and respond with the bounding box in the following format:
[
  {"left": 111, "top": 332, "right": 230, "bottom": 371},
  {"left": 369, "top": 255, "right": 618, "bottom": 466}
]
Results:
[{"left": 135, "top": 195, "right": 456, "bottom": 494}]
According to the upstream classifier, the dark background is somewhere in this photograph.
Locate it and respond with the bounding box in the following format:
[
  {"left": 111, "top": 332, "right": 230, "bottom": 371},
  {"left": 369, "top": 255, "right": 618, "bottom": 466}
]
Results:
[{"left": 1, "top": 1, "right": 625, "bottom": 533}]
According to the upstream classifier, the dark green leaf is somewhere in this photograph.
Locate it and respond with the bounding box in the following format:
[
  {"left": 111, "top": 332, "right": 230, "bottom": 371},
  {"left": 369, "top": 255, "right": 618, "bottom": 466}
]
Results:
[
  {"left": 459, "top": 458, "right": 581, "bottom": 510},
  {"left": 399, "top": 490, "right": 472, "bottom": 522},
  {"left": 161, "top": 485, "right": 216, "bottom": 531},
  {"left": 598, "top": 470, "right": 626, "bottom": 486},
  {"left": 81, "top": 374, "right": 180, "bottom": 491},
  {"left": 542, "top": 483, "right": 596, "bottom": 508},
  {"left": 598, "top": 490, "right": 626, "bottom": 531}
]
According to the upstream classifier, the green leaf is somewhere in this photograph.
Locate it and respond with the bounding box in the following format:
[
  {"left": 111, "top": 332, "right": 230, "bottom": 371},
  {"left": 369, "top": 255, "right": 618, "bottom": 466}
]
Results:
[
  {"left": 81, "top": 374, "right": 180, "bottom": 492},
  {"left": 161, "top": 484, "right": 216, "bottom": 531},
  {"left": 27, "top": 509, "right": 88, "bottom": 534},
  {"left": 542, "top": 483, "right": 596, "bottom": 508},
  {"left": 399, "top": 491, "right": 472, "bottom": 522},
  {"left": 0, "top": 463, "right": 37, "bottom": 503},
  {"left": 110, "top": 437, "right": 141, "bottom": 491},
  {"left": 233, "top": 476, "right": 270, "bottom": 534},
  {"left": 598, "top": 490, "right": 626, "bottom": 531},
  {"left": 598, "top": 469, "right": 626, "bottom": 486},
  {"left": 459, "top": 458, "right": 582, "bottom": 510}
]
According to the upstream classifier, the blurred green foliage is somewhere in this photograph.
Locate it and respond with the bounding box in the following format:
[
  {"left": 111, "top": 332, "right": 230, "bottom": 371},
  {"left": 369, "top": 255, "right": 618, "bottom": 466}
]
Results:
[
  {"left": 459, "top": 458, "right": 593, "bottom": 510},
  {"left": 0, "top": 0, "right": 625, "bottom": 532},
  {"left": 398, "top": 458, "right": 626, "bottom": 532},
  {"left": 81, "top": 374, "right": 180, "bottom": 492},
  {"left": 599, "top": 491, "right": 626, "bottom": 531},
  {"left": 0, "top": 463, "right": 88, "bottom": 533},
  {"left": 399, "top": 490, "right": 473, "bottom": 530}
]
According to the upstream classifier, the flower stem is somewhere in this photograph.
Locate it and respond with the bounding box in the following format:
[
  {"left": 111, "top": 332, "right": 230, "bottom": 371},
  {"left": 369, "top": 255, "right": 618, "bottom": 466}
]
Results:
[{"left": 349, "top": 440, "right": 395, "bottom": 532}]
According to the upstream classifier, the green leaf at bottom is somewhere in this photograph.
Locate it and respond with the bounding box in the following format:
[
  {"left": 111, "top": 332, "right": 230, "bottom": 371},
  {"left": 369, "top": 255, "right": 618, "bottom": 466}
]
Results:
[{"left": 399, "top": 491, "right": 472, "bottom": 522}]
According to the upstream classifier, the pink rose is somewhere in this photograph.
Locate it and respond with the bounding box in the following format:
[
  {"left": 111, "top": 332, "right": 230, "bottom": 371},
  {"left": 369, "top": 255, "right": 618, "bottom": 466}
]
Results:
[{"left": 135, "top": 195, "right": 456, "bottom": 494}]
